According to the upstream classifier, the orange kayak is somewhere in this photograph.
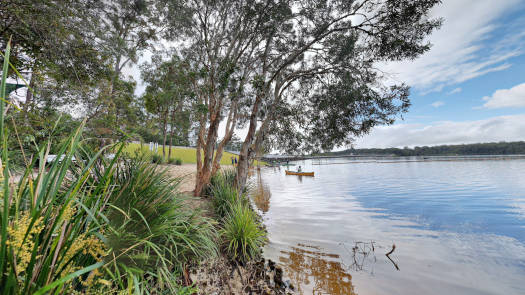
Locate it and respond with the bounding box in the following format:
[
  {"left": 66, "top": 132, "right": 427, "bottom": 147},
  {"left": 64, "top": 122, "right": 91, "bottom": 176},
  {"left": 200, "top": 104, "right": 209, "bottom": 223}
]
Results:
[{"left": 285, "top": 170, "right": 314, "bottom": 176}]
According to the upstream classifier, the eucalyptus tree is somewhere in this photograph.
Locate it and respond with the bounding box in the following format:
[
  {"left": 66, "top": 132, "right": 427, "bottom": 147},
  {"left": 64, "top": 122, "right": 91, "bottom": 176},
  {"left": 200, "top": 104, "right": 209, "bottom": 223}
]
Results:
[
  {"left": 95, "top": 0, "right": 162, "bottom": 93},
  {"left": 162, "top": 0, "right": 277, "bottom": 195},
  {"left": 141, "top": 54, "right": 192, "bottom": 158},
  {"left": 232, "top": 0, "right": 443, "bottom": 189},
  {"left": 170, "top": 0, "right": 442, "bottom": 194}
]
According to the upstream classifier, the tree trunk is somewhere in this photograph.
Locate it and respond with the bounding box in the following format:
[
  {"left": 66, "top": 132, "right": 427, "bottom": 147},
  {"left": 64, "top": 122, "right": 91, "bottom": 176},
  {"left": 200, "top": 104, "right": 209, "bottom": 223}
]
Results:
[
  {"left": 236, "top": 77, "right": 283, "bottom": 190},
  {"left": 168, "top": 129, "right": 173, "bottom": 160},
  {"left": 194, "top": 110, "right": 221, "bottom": 196},
  {"left": 194, "top": 111, "right": 207, "bottom": 196},
  {"left": 168, "top": 117, "right": 175, "bottom": 160},
  {"left": 162, "top": 112, "right": 168, "bottom": 159},
  {"left": 236, "top": 93, "right": 263, "bottom": 191},
  {"left": 23, "top": 71, "right": 36, "bottom": 114},
  {"left": 168, "top": 102, "right": 180, "bottom": 160},
  {"left": 212, "top": 103, "right": 237, "bottom": 175}
]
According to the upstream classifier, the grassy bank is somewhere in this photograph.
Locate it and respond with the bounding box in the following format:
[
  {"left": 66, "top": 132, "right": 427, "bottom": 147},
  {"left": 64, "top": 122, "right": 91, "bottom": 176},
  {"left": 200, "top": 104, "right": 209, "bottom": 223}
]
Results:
[
  {"left": 124, "top": 143, "right": 265, "bottom": 166},
  {"left": 124, "top": 143, "right": 238, "bottom": 165}
]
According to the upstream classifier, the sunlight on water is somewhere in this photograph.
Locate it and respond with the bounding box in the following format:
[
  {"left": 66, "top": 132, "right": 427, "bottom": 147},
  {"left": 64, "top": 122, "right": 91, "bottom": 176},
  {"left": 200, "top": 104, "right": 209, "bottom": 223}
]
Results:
[{"left": 250, "top": 158, "right": 525, "bottom": 295}]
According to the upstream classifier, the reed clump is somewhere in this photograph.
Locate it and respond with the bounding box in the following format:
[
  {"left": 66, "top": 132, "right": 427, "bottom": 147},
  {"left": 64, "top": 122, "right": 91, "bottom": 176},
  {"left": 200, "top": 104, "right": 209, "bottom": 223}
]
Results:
[{"left": 208, "top": 169, "right": 266, "bottom": 262}]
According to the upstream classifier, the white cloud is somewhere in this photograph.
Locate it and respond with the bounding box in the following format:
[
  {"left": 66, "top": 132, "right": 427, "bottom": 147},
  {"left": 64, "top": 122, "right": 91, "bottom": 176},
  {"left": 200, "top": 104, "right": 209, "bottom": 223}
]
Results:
[
  {"left": 431, "top": 101, "right": 445, "bottom": 108},
  {"left": 447, "top": 87, "right": 462, "bottom": 95},
  {"left": 482, "top": 82, "right": 525, "bottom": 109},
  {"left": 381, "top": 0, "right": 524, "bottom": 94},
  {"left": 354, "top": 114, "right": 525, "bottom": 148}
]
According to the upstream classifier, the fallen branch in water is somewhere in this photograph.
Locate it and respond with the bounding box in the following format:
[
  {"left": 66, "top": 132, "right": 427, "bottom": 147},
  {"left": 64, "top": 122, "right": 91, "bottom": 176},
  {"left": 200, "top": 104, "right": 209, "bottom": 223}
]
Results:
[{"left": 385, "top": 244, "right": 400, "bottom": 271}]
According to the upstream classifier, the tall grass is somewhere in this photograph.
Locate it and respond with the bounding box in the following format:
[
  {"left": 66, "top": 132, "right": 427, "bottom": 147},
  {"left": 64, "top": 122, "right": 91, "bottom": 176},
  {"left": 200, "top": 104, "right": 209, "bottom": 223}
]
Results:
[
  {"left": 221, "top": 202, "right": 266, "bottom": 262},
  {"left": 104, "top": 157, "right": 217, "bottom": 274},
  {"left": 209, "top": 169, "right": 245, "bottom": 217},
  {"left": 208, "top": 169, "right": 266, "bottom": 262}
]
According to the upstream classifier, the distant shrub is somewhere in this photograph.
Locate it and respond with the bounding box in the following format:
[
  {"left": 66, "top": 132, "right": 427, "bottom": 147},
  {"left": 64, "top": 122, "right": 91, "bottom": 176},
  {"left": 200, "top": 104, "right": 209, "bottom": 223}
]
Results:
[
  {"left": 221, "top": 202, "right": 266, "bottom": 262},
  {"left": 152, "top": 153, "right": 164, "bottom": 164},
  {"left": 168, "top": 157, "right": 183, "bottom": 165}
]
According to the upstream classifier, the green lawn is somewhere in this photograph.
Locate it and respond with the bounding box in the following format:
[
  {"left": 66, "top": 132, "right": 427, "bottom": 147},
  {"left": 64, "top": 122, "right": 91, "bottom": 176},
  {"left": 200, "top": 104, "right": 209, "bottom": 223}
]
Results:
[{"left": 124, "top": 143, "right": 254, "bottom": 165}]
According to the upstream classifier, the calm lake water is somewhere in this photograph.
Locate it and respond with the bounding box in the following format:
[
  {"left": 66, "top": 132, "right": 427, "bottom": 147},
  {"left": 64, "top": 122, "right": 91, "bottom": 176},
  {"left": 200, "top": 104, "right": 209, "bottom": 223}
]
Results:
[{"left": 250, "top": 157, "right": 525, "bottom": 295}]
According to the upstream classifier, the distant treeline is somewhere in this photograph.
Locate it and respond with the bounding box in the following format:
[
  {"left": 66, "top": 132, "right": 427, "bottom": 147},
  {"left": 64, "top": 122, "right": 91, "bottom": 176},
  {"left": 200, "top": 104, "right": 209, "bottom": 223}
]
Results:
[{"left": 323, "top": 142, "right": 525, "bottom": 156}]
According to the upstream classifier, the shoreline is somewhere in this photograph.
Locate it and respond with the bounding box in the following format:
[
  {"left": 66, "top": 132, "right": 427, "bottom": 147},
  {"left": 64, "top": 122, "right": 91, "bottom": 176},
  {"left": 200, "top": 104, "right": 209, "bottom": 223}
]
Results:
[{"left": 165, "top": 164, "right": 293, "bottom": 294}]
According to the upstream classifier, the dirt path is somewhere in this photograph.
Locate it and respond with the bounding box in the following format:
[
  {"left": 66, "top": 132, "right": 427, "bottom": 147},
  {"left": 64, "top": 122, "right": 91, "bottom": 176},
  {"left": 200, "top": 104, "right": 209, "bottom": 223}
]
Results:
[{"left": 163, "top": 164, "right": 198, "bottom": 193}]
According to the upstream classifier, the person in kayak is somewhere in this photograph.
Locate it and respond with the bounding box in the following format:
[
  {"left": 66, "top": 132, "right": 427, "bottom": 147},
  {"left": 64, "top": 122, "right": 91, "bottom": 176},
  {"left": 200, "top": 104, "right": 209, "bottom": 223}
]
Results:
[{"left": 297, "top": 166, "right": 302, "bottom": 172}]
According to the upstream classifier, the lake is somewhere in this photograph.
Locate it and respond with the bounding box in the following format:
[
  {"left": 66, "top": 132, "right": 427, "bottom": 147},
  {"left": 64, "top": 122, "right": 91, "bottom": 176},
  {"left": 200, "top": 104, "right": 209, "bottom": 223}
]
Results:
[{"left": 250, "top": 157, "right": 525, "bottom": 295}]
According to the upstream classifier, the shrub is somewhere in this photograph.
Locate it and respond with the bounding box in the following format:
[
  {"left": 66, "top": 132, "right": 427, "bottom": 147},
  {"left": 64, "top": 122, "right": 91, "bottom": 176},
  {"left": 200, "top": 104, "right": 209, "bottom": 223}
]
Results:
[
  {"left": 0, "top": 128, "right": 117, "bottom": 293},
  {"left": 210, "top": 168, "right": 236, "bottom": 187},
  {"left": 105, "top": 158, "right": 217, "bottom": 275},
  {"left": 152, "top": 153, "right": 164, "bottom": 164},
  {"left": 168, "top": 157, "right": 183, "bottom": 165},
  {"left": 221, "top": 202, "right": 266, "bottom": 262},
  {"left": 209, "top": 170, "right": 247, "bottom": 218}
]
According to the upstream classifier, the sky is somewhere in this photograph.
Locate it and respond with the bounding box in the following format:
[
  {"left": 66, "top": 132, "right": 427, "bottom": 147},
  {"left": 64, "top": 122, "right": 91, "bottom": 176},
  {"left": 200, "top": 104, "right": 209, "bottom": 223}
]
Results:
[{"left": 354, "top": 0, "right": 525, "bottom": 148}]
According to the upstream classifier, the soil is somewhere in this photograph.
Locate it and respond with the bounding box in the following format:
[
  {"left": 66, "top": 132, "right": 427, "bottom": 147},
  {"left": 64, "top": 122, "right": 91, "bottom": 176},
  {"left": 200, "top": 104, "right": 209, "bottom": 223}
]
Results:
[
  {"left": 164, "top": 163, "right": 199, "bottom": 193},
  {"left": 189, "top": 256, "right": 294, "bottom": 295}
]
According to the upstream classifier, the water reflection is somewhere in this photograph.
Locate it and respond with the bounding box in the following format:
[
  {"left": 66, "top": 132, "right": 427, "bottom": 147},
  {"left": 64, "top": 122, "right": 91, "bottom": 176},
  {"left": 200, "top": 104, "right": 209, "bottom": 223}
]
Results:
[
  {"left": 279, "top": 244, "right": 356, "bottom": 295},
  {"left": 340, "top": 242, "right": 378, "bottom": 273},
  {"left": 256, "top": 158, "right": 525, "bottom": 294},
  {"left": 252, "top": 171, "right": 271, "bottom": 212}
]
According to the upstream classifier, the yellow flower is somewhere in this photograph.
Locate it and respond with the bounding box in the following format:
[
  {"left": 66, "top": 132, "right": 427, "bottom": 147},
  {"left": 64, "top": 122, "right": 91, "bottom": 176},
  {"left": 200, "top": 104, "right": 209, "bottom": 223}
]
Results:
[
  {"left": 98, "top": 279, "right": 112, "bottom": 286},
  {"left": 61, "top": 203, "right": 77, "bottom": 222},
  {"left": 7, "top": 211, "right": 44, "bottom": 275}
]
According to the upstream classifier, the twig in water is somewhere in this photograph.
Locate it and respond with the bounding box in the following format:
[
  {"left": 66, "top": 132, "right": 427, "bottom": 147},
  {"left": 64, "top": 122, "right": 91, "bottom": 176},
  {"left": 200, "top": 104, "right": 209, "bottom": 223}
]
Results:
[{"left": 385, "top": 244, "right": 400, "bottom": 271}]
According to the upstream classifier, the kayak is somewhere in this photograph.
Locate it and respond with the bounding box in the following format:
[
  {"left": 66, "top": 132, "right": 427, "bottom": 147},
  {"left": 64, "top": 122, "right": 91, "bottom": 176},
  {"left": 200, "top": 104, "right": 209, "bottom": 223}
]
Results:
[{"left": 285, "top": 170, "right": 314, "bottom": 176}]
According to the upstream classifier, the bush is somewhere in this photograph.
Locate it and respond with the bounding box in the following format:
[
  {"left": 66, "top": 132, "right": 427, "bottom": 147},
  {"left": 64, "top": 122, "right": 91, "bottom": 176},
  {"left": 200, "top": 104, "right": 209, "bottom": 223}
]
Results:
[
  {"left": 221, "top": 202, "right": 266, "bottom": 262},
  {"left": 210, "top": 168, "right": 236, "bottom": 187},
  {"left": 208, "top": 169, "right": 266, "bottom": 262},
  {"left": 209, "top": 170, "right": 247, "bottom": 217},
  {"left": 106, "top": 159, "right": 218, "bottom": 273},
  {"left": 168, "top": 157, "right": 183, "bottom": 165},
  {"left": 0, "top": 125, "right": 116, "bottom": 294},
  {"left": 152, "top": 153, "right": 165, "bottom": 164}
]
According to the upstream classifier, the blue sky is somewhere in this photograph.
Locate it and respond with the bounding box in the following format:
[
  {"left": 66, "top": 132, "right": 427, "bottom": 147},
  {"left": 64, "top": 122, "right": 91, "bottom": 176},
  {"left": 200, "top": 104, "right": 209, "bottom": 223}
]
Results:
[{"left": 355, "top": 0, "right": 525, "bottom": 148}]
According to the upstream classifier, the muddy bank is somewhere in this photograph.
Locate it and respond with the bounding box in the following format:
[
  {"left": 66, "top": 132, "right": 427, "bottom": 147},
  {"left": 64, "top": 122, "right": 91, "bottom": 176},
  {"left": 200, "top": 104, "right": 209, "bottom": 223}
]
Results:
[
  {"left": 185, "top": 194, "right": 294, "bottom": 294},
  {"left": 190, "top": 255, "right": 294, "bottom": 294}
]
